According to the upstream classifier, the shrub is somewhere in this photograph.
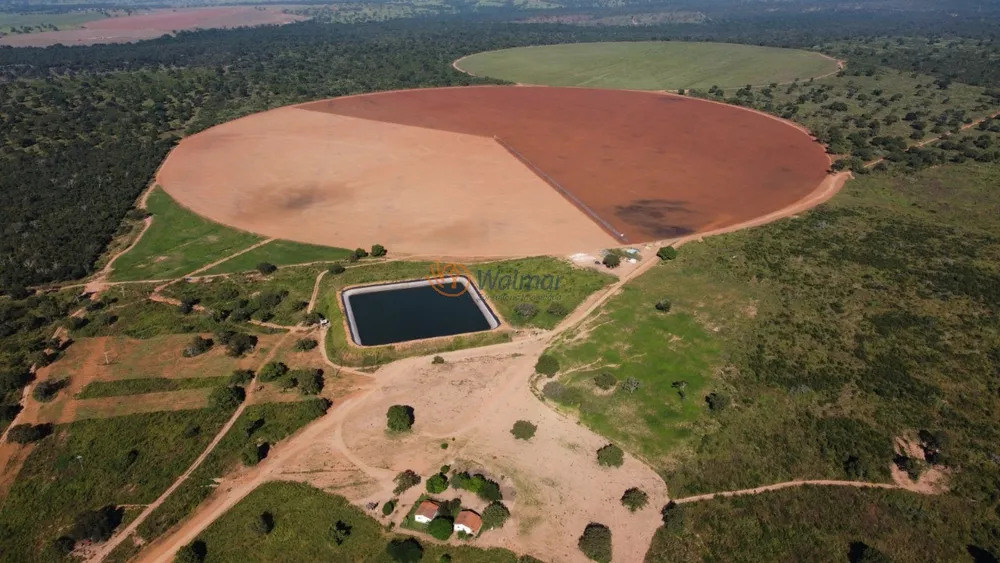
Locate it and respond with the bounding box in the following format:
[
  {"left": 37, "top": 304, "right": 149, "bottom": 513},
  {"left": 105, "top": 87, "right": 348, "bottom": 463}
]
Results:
[
  {"left": 6, "top": 423, "right": 53, "bottom": 444},
  {"left": 224, "top": 333, "right": 257, "bottom": 357},
  {"left": 622, "top": 377, "right": 641, "bottom": 394},
  {"left": 346, "top": 253, "right": 359, "bottom": 263},
  {"left": 657, "top": 246, "right": 678, "bottom": 261},
  {"left": 371, "top": 244, "right": 387, "bottom": 257},
  {"left": 705, "top": 392, "right": 731, "bottom": 411},
  {"left": 542, "top": 381, "right": 566, "bottom": 401},
  {"left": 602, "top": 254, "right": 620, "bottom": 269},
  {"left": 303, "top": 312, "right": 323, "bottom": 325},
  {"left": 594, "top": 372, "right": 617, "bottom": 390},
  {"left": 382, "top": 500, "right": 397, "bottom": 516},
  {"left": 209, "top": 385, "right": 245, "bottom": 411},
  {"left": 32, "top": 378, "right": 68, "bottom": 402},
  {"left": 52, "top": 536, "right": 76, "bottom": 554},
  {"left": 432, "top": 355, "right": 445, "bottom": 364},
  {"left": 393, "top": 470, "right": 421, "bottom": 495},
  {"left": 426, "top": 473, "right": 449, "bottom": 494},
  {"left": 621, "top": 488, "right": 649, "bottom": 512},
  {"left": 545, "top": 302, "right": 569, "bottom": 317},
  {"left": 174, "top": 540, "right": 206, "bottom": 563},
  {"left": 654, "top": 299, "right": 672, "bottom": 313},
  {"left": 477, "top": 479, "right": 502, "bottom": 502},
  {"left": 257, "top": 262, "right": 277, "bottom": 275},
  {"left": 229, "top": 369, "right": 254, "bottom": 386},
  {"left": 328, "top": 263, "right": 346, "bottom": 275},
  {"left": 257, "top": 361, "right": 288, "bottom": 382},
  {"left": 294, "top": 338, "right": 318, "bottom": 352},
  {"left": 354, "top": 248, "right": 369, "bottom": 259},
  {"left": 428, "top": 517, "right": 454, "bottom": 541},
  {"left": 482, "top": 502, "right": 510, "bottom": 530},
  {"left": 578, "top": 523, "right": 612, "bottom": 563},
  {"left": 387, "top": 405, "right": 415, "bottom": 432},
  {"left": 511, "top": 420, "right": 537, "bottom": 440},
  {"left": 386, "top": 537, "right": 424, "bottom": 562},
  {"left": 70, "top": 505, "right": 123, "bottom": 542},
  {"left": 661, "top": 501, "right": 685, "bottom": 533},
  {"left": 296, "top": 369, "right": 324, "bottom": 396},
  {"left": 182, "top": 336, "right": 213, "bottom": 358},
  {"left": 242, "top": 442, "right": 269, "bottom": 466},
  {"left": 535, "top": 354, "right": 559, "bottom": 377},
  {"left": 596, "top": 444, "right": 624, "bottom": 468},
  {"left": 514, "top": 302, "right": 538, "bottom": 319},
  {"left": 249, "top": 511, "right": 274, "bottom": 535}
]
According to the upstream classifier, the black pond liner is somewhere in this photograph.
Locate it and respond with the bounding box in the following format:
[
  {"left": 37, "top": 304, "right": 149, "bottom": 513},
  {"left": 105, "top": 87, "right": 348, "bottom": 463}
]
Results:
[{"left": 342, "top": 276, "right": 500, "bottom": 347}]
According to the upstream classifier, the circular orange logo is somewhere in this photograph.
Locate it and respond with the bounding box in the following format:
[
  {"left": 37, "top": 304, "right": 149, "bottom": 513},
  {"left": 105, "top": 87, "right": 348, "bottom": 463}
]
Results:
[{"left": 427, "top": 262, "right": 474, "bottom": 297}]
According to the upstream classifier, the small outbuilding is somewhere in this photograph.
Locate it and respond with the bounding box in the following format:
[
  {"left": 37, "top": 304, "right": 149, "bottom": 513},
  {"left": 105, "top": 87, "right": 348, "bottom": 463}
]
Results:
[
  {"left": 414, "top": 500, "right": 439, "bottom": 524},
  {"left": 453, "top": 510, "right": 483, "bottom": 536}
]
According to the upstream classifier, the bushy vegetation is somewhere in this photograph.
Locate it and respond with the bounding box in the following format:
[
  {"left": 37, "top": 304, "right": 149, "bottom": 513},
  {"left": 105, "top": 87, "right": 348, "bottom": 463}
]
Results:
[
  {"left": 578, "top": 523, "right": 613, "bottom": 563},
  {"left": 482, "top": 502, "right": 510, "bottom": 530},
  {"left": 451, "top": 472, "right": 502, "bottom": 502},
  {"left": 387, "top": 404, "right": 415, "bottom": 432},
  {"left": 6, "top": 422, "right": 53, "bottom": 444},
  {"left": 394, "top": 470, "right": 421, "bottom": 495},
  {"left": 621, "top": 488, "right": 649, "bottom": 512},
  {"left": 596, "top": 444, "right": 624, "bottom": 468},
  {"left": 534, "top": 354, "right": 559, "bottom": 376},
  {"left": 510, "top": 420, "right": 537, "bottom": 440}
]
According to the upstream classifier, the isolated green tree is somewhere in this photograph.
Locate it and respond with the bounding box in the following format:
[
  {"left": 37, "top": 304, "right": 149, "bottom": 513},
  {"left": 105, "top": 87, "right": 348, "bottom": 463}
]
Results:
[
  {"left": 594, "top": 372, "right": 617, "bottom": 390},
  {"left": 602, "top": 254, "right": 621, "bottom": 269},
  {"left": 371, "top": 244, "right": 387, "bottom": 257},
  {"left": 535, "top": 355, "right": 559, "bottom": 377},
  {"left": 386, "top": 537, "right": 424, "bottom": 562},
  {"left": 428, "top": 517, "right": 454, "bottom": 541},
  {"left": 426, "top": 473, "right": 449, "bottom": 494},
  {"left": 621, "top": 488, "right": 649, "bottom": 512},
  {"left": 596, "top": 444, "right": 624, "bottom": 468},
  {"left": 656, "top": 246, "right": 677, "bottom": 260},
  {"left": 511, "top": 420, "right": 537, "bottom": 440},
  {"left": 387, "top": 405, "right": 415, "bottom": 432},
  {"left": 578, "top": 523, "right": 612, "bottom": 563},
  {"left": 482, "top": 502, "right": 510, "bottom": 530}
]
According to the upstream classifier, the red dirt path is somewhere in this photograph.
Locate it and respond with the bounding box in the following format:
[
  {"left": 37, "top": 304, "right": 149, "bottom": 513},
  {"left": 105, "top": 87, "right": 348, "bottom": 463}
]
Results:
[{"left": 301, "top": 86, "right": 830, "bottom": 244}]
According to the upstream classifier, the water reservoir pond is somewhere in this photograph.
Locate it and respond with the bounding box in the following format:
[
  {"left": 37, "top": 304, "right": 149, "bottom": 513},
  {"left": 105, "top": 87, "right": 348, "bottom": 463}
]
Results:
[{"left": 342, "top": 277, "right": 500, "bottom": 346}]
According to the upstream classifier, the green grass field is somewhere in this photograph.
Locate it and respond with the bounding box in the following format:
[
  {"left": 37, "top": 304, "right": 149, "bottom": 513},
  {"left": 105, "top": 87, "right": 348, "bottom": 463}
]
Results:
[
  {"left": 201, "top": 240, "right": 353, "bottom": 275},
  {"left": 0, "top": 10, "right": 105, "bottom": 33},
  {"left": 77, "top": 376, "right": 228, "bottom": 399},
  {"left": 645, "top": 486, "right": 980, "bottom": 563},
  {"left": 456, "top": 41, "right": 840, "bottom": 90},
  {"left": 0, "top": 408, "right": 231, "bottom": 563},
  {"left": 110, "top": 188, "right": 264, "bottom": 282},
  {"left": 137, "top": 400, "right": 332, "bottom": 542},
  {"left": 192, "top": 481, "right": 524, "bottom": 563},
  {"left": 109, "top": 188, "right": 351, "bottom": 281}
]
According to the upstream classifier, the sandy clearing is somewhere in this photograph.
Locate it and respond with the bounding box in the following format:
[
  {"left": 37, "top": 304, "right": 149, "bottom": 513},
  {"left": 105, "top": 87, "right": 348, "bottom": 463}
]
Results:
[
  {"left": 0, "top": 7, "right": 304, "bottom": 47},
  {"left": 157, "top": 105, "right": 616, "bottom": 258},
  {"left": 158, "top": 86, "right": 830, "bottom": 258}
]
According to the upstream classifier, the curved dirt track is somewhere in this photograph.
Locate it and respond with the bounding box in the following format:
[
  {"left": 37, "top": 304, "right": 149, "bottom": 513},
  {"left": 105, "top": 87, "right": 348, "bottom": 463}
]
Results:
[{"left": 157, "top": 85, "right": 830, "bottom": 258}]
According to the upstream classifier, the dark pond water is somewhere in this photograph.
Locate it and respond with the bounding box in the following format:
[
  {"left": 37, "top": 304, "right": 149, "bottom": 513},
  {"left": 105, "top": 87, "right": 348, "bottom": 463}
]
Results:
[{"left": 345, "top": 283, "right": 496, "bottom": 346}]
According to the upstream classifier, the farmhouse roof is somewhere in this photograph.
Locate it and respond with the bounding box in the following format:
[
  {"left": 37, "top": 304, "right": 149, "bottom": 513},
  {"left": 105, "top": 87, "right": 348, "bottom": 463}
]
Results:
[
  {"left": 455, "top": 510, "right": 483, "bottom": 534},
  {"left": 415, "top": 500, "right": 439, "bottom": 520}
]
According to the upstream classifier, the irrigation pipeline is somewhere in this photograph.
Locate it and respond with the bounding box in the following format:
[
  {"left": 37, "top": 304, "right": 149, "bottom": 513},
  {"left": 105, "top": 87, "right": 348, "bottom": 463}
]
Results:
[{"left": 492, "top": 136, "right": 629, "bottom": 244}]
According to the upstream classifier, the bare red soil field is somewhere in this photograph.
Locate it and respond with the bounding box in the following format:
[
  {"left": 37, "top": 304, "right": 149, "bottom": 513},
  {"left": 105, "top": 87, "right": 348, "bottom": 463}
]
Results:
[
  {"left": 0, "top": 7, "right": 302, "bottom": 47},
  {"left": 158, "top": 86, "right": 830, "bottom": 257}
]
